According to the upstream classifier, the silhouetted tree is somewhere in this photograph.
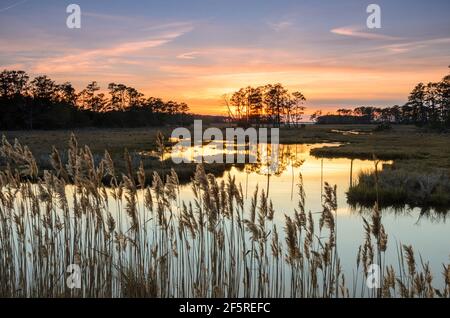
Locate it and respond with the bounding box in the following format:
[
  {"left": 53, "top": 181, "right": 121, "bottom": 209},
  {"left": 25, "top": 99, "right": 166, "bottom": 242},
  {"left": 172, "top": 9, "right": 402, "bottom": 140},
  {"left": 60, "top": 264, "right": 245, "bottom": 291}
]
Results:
[
  {"left": 78, "top": 81, "right": 108, "bottom": 112},
  {"left": 0, "top": 70, "right": 29, "bottom": 98},
  {"left": 0, "top": 70, "right": 192, "bottom": 129},
  {"left": 227, "top": 84, "right": 307, "bottom": 127},
  {"left": 30, "top": 76, "right": 56, "bottom": 101},
  {"left": 289, "top": 91, "right": 306, "bottom": 127},
  {"left": 319, "top": 68, "right": 450, "bottom": 127},
  {"left": 336, "top": 108, "right": 353, "bottom": 116},
  {"left": 230, "top": 88, "right": 247, "bottom": 123},
  {"left": 310, "top": 110, "right": 322, "bottom": 122},
  {"left": 263, "top": 83, "right": 289, "bottom": 127},
  {"left": 57, "top": 82, "right": 77, "bottom": 105}
]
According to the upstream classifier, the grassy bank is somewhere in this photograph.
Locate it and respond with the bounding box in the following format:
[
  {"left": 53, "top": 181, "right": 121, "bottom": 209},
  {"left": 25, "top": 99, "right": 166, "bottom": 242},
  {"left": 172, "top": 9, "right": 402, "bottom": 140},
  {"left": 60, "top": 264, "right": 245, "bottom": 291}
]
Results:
[
  {"left": 0, "top": 127, "right": 238, "bottom": 183},
  {"left": 4, "top": 125, "right": 448, "bottom": 171},
  {"left": 299, "top": 125, "right": 450, "bottom": 210},
  {"left": 0, "top": 124, "right": 351, "bottom": 183},
  {"left": 308, "top": 125, "right": 450, "bottom": 171},
  {"left": 347, "top": 169, "right": 450, "bottom": 212}
]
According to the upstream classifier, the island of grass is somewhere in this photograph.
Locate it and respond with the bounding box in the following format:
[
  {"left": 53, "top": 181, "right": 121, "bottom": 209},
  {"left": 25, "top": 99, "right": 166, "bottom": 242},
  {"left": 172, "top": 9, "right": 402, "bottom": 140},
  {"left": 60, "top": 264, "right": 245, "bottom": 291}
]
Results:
[{"left": 305, "top": 125, "right": 450, "bottom": 211}]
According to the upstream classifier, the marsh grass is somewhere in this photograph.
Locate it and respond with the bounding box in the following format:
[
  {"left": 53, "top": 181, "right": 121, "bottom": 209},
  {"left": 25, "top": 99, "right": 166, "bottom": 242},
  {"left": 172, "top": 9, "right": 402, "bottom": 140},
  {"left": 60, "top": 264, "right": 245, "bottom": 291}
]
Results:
[
  {"left": 348, "top": 168, "right": 450, "bottom": 211},
  {"left": 0, "top": 135, "right": 448, "bottom": 298}
]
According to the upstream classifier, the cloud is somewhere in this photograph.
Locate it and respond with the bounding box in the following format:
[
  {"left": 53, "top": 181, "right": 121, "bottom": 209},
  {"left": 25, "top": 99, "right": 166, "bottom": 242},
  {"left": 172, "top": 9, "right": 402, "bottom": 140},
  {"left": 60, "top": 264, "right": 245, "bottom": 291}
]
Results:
[
  {"left": 83, "top": 12, "right": 197, "bottom": 34},
  {"left": 381, "top": 37, "right": 450, "bottom": 53},
  {"left": 170, "top": 47, "right": 297, "bottom": 69},
  {"left": 33, "top": 39, "right": 169, "bottom": 73},
  {"left": 83, "top": 11, "right": 142, "bottom": 24},
  {"left": 268, "top": 20, "right": 294, "bottom": 32},
  {"left": 0, "top": 63, "right": 25, "bottom": 70},
  {"left": 142, "top": 21, "right": 196, "bottom": 33},
  {"left": 32, "top": 24, "right": 193, "bottom": 74},
  {"left": 177, "top": 51, "right": 202, "bottom": 60},
  {"left": 0, "top": 0, "right": 28, "bottom": 14},
  {"left": 331, "top": 26, "right": 399, "bottom": 41}
]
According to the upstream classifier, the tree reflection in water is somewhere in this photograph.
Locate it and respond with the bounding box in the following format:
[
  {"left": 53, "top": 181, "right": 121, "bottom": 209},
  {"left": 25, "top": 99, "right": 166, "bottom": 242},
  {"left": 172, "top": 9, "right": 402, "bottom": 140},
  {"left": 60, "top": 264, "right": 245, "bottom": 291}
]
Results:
[{"left": 243, "top": 143, "right": 305, "bottom": 197}]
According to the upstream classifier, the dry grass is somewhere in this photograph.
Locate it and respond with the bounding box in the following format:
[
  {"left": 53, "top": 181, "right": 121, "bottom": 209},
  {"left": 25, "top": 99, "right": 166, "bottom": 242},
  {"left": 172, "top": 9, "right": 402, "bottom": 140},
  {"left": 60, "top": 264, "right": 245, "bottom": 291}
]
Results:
[
  {"left": 0, "top": 134, "right": 448, "bottom": 298},
  {"left": 0, "top": 128, "right": 236, "bottom": 184},
  {"left": 348, "top": 169, "right": 450, "bottom": 211}
]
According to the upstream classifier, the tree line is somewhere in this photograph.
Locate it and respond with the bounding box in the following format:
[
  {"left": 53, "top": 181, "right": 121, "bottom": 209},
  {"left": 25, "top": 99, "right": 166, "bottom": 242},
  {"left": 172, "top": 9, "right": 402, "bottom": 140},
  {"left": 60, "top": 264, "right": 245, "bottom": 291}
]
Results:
[
  {"left": 0, "top": 70, "right": 191, "bottom": 129},
  {"left": 224, "top": 83, "right": 306, "bottom": 127},
  {"left": 313, "top": 67, "right": 450, "bottom": 127}
]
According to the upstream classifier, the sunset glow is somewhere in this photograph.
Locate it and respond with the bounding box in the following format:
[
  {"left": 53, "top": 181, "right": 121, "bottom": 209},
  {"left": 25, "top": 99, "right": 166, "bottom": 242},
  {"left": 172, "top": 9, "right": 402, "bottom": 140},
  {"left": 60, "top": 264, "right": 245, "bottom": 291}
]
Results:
[{"left": 1, "top": 0, "right": 449, "bottom": 115}]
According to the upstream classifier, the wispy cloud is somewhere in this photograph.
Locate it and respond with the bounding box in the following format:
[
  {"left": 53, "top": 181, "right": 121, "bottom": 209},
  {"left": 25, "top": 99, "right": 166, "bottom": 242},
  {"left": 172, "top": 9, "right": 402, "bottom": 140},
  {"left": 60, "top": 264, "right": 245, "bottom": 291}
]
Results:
[
  {"left": 0, "top": 63, "right": 25, "bottom": 70},
  {"left": 381, "top": 37, "right": 450, "bottom": 53},
  {"left": 142, "top": 21, "right": 196, "bottom": 33},
  {"left": 32, "top": 23, "right": 193, "bottom": 73},
  {"left": 0, "top": 0, "right": 28, "bottom": 14},
  {"left": 177, "top": 51, "right": 202, "bottom": 60},
  {"left": 331, "top": 26, "right": 399, "bottom": 41},
  {"left": 268, "top": 20, "right": 294, "bottom": 32},
  {"left": 83, "top": 11, "right": 142, "bottom": 24}
]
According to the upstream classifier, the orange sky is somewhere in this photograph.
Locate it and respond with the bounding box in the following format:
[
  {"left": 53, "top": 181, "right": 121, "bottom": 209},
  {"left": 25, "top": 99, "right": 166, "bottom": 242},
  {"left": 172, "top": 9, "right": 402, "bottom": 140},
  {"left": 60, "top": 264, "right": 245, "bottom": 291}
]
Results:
[{"left": 1, "top": 0, "right": 449, "bottom": 115}]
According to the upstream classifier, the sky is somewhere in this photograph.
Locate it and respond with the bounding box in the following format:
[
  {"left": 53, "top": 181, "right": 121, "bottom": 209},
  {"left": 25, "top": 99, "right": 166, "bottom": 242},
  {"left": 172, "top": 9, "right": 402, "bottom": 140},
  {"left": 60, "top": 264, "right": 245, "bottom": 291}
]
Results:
[{"left": 0, "top": 0, "right": 449, "bottom": 115}]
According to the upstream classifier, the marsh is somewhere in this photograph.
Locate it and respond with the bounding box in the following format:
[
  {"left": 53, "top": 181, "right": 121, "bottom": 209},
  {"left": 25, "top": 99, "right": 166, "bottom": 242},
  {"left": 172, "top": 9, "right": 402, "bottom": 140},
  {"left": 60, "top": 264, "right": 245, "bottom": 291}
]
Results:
[{"left": 0, "top": 132, "right": 449, "bottom": 297}]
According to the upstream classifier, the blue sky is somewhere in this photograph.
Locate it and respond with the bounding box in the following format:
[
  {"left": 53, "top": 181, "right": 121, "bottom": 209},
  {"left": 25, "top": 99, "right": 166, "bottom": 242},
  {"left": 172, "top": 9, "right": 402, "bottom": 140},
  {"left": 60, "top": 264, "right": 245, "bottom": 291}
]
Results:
[{"left": 1, "top": 0, "right": 449, "bottom": 114}]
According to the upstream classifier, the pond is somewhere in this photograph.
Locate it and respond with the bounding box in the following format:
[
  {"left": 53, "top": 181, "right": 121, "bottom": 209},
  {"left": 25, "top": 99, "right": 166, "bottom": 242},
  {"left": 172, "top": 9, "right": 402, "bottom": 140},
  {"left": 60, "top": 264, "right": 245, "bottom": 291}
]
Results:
[
  {"left": 167, "top": 142, "right": 450, "bottom": 289},
  {"left": 2, "top": 141, "right": 449, "bottom": 297}
]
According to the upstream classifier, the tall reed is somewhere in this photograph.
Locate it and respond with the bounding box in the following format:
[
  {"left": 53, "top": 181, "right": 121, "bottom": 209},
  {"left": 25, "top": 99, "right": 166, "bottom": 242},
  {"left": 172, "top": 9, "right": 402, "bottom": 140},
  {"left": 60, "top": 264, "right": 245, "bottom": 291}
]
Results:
[{"left": 0, "top": 135, "right": 448, "bottom": 298}]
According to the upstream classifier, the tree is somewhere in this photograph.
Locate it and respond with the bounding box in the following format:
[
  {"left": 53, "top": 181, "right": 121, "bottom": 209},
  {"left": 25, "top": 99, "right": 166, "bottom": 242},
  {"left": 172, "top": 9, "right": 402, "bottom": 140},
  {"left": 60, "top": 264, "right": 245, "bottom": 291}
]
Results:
[
  {"left": 230, "top": 88, "right": 247, "bottom": 123},
  {"left": 247, "top": 86, "right": 263, "bottom": 126},
  {"left": 310, "top": 110, "right": 322, "bottom": 122},
  {"left": 226, "top": 84, "right": 306, "bottom": 127},
  {"left": 179, "top": 102, "right": 189, "bottom": 114},
  {"left": 0, "top": 69, "right": 193, "bottom": 129},
  {"left": 78, "top": 81, "right": 106, "bottom": 111},
  {"left": 57, "top": 82, "right": 76, "bottom": 105},
  {"left": 227, "top": 86, "right": 265, "bottom": 125},
  {"left": 107, "top": 83, "right": 127, "bottom": 111},
  {"left": 263, "top": 83, "right": 289, "bottom": 127},
  {"left": 289, "top": 91, "right": 306, "bottom": 127},
  {"left": 339, "top": 67, "right": 450, "bottom": 126},
  {"left": 380, "top": 107, "right": 392, "bottom": 122},
  {"left": 390, "top": 105, "right": 401, "bottom": 123},
  {"left": 407, "top": 83, "right": 426, "bottom": 124},
  {"left": 126, "top": 86, "right": 144, "bottom": 108},
  {"left": 440, "top": 67, "right": 450, "bottom": 125},
  {"left": 336, "top": 108, "right": 352, "bottom": 116},
  {"left": 146, "top": 97, "right": 164, "bottom": 113},
  {"left": 353, "top": 106, "right": 379, "bottom": 121},
  {"left": 0, "top": 70, "right": 29, "bottom": 98},
  {"left": 424, "top": 82, "right": 439, "bottom": 124},
  {"left": 30, "top": 75, "right": 56, "bottom": 101}
]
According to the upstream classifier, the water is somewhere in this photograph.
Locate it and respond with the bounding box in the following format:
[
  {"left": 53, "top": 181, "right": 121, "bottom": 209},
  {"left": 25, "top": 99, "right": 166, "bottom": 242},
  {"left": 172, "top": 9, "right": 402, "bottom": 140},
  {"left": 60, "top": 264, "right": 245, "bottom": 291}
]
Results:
[
  {"left": 168, "top": 143, "right": 450, "bottom": 287},
  {"left": 5, "top": 142, "right": 448, "bottom": 296}
]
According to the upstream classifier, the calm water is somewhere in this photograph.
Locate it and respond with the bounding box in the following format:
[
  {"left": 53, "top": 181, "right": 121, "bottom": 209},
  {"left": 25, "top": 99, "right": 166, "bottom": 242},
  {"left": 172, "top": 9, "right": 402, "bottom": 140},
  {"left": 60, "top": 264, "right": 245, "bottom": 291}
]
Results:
[
  {"left": 8, "top": 141, "right": 448, "bottom": 295},
  {"left": 168, "top": 143, "right": 450, "bottom": 286}
]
